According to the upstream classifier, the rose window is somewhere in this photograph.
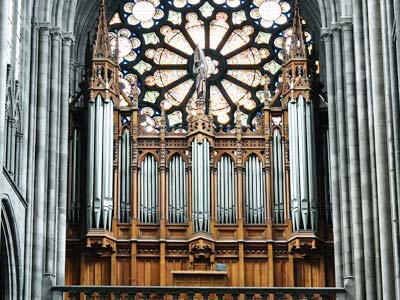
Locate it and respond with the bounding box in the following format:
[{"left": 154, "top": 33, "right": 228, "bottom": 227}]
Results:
[{"left": 109, "top": 0, "right": 312, "bottom": 132}]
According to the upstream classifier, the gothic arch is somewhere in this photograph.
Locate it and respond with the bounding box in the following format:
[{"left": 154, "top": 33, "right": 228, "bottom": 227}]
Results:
[{"left": 0, "top": 197, "right": 22, "bottom": 300}]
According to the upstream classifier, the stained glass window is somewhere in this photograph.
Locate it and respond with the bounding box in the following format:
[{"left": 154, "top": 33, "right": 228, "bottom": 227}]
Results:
[{"left": 109, "top": 0, "right": 312, "bottom": 132}]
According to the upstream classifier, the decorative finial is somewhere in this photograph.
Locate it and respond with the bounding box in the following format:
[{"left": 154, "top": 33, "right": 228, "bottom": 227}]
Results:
[
  {"left": 93, "top": 0, "right": 112, "bottom": 59},
  {"left": 289, "top": 0, "right": 307, "bottom": 59}
]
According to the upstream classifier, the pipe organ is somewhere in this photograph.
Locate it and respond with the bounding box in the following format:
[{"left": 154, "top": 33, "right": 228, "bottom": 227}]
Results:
[
  {"left": 217, "top": 155, "right": 236, "bottom": 224},
  {"left": 120, "top": 128, "right": 131, "bottom": 223},
  {"left": 245, "top": 155, "right": 266, "bottom": 225},
  {"left": 140, "top": 155, "right": 159, "bottom": 224},
  {"left": 168, "top": 155, "right": 187, "bottom": 224},
  {"left": 273, "top": 128, "right": 285, "bottom": 224},
  {"left": 66, "top": 0, "right": 334, "bottom": 290},
  {"left": 191, "top": 138, "right": 211, "bottom": 233}
]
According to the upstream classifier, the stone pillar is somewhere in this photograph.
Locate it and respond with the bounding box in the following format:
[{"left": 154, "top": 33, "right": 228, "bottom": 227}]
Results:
[
  {"left": 56, "top": 34, "right": 73, "bottom": 286},
  {"left": 360, "top": 0, "right": 382, "bottom": 297},
  {"left": 341, "top": 18, "right": 365, "bottom": 300},
  {"left": 45, "top": 27, "right": 62, "bottom": 277},
  {"left": 394, "top": 0, "right": 400, "bottom": 100},
  {"left": 381, "top": 0, "right": 400, "bottom": 296},
  {"left": 352, "top": 0, "right": 377, "bottom": 298},
  {"left": 321, "top": 29, "right": 343, "bottom": 287},
  {"left": 0, "top": 0, "right": 9, "bottom": 166},
  {"left": 31, "top": 23, "right": 50, "bottom": 300},
  {"left": 332, "top": 26, "right": 354, "bottom": 283},
  {"left": 367, "top": 0, "right": 396, "bottom": 298},
  {"left": 24, "top": 19, "right": 39, "bottom": 300}
]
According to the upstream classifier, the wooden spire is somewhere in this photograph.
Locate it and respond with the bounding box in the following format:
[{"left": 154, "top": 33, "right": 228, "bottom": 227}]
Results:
[
  {"left": 281, "top": 0, "right": 312, "bottom": 105},
  {"left": 288, "top": 0, "right": 307, "bottom": 60},
  {"left": 89, "top": 0, "right": 121, "bottom": 103},
  {"left": 93, "top": 0, "right": 112, "bottom": 60}
]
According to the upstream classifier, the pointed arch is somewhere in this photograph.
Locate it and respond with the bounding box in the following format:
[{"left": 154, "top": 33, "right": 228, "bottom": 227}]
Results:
[{"left": 0, "top": 197, "right": 22, "bottom": 300}]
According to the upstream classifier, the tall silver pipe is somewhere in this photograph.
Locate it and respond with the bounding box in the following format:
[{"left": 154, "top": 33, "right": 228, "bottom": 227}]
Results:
[
  {"left": 93, "top": 97, "right": 103, "bottom": 228},
  {"left": 102, "top": 102, "right": 109, "bottom": 228},
  {"left": 278, "top": 130, "right": 284, "bottom": 222},
  {"left": 306, "top": 102, "right": 317, "bottom": 230},
  {"left": 87, "top": 102, "right": 95, "bottom": 228},
  {"left": 273, "top": 130, "right": 278, "bottom": 221}
]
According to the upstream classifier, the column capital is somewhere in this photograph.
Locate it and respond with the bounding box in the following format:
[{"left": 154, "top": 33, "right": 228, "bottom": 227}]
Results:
[
  {"left": 340, "top": 17, "right": 353, "bottom": 31},
  {"left": 331, "top": 25, "right": 342, "bottom": 37},
  {"left": 62, "top": 32, "right": 74, "bottom": 46},
  {"left": 51, "top": 28, "right": 62, "bottom": 40},
  {"left": 320, "top": 28, "right": 333, "bottom": 41},
  {"left": 38, "top": 23, "right": 51, "bottom": 37}
]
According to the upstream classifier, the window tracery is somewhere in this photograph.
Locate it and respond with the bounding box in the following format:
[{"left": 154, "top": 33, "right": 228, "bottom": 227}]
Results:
[{"left": 109, "top": 0, "right": 313, "bottom": 132}]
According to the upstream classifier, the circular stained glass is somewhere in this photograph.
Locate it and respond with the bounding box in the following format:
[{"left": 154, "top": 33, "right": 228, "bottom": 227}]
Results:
[
  {"left": 109, "top": 0, "right": 312, "bottom": 132},
  {"left": 259, "top": 1, "right": 282, "bottom": 21},
  {"left": 132, "top": 1, "right": 156, "bottom": 22}
]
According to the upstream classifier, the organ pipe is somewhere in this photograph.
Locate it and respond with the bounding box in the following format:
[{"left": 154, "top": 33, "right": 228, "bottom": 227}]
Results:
[
  {"left": 191, "top": 138, "right": 210, "bottom": 232},
  {"left": 289, "top": 96, "right": 318, "bottom": 231},
  {"left": 168, "top": 155, "right": 187, "bottom": 224},
  {"left": 120, "top": 129, "right": 131, "bottom": 223},
  {"left": 86, "top": 95, "right": 114, "bottom": 230},
  {"left": 217, "top": 156, "right": 236, "bottom": 224},
  {"left": 140, "top": 155, "right": 159, "bottom": 223},
  {"left": 70, "top": 128, "right": 81, "bottom": 223},
  {"left": 323, "top": 129, "right": 332, "bottom": 224},
  {"left": 245, "top": 156, "right": 266, "bottom": 224},
  {"left": 273, "top": 129, "right": 284, "bottom": 224}
]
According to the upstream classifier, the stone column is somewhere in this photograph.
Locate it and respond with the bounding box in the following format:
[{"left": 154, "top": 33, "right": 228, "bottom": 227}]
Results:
[
  {"left": 352, "top": 0, "right": 377, "bottom": 298},
  {"left": 56, "top": 34, "right": 72, "bottom": 286},
  {"left": 381, "top": 0, "right": 400, "bottom": 296},
  {"left": 31, "top": 23, "right": 50, "bottom": 300},
  {"left": 0, "top": 0, "right": 9, "bottom": 166},
  {"left": 342, "top": 18, "right": 365, "bottom": 300},
  {"left": 361, "top": 0, "right": 382, "bottom": 296},
  {"left": 394, "top": 0, "right": 400, "bottom": 100},
  {"left": 321, "top": 29, "right": 343, "bottom": 287},
  {"left": 367, "top": 0, "right": 396, "bottom": 298},
  {"left": 332, "top": 26, "right": 354, "bottom": 282},
  {"left": 45, "top": 27, "right": 62, "bottom": 278},
  {"left": 24, "top": 19, "right": 39, "bottom": 300}
]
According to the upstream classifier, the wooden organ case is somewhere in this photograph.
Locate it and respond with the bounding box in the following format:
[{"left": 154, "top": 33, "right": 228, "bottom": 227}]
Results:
[{"left": 66, "top": 0, "right": 334, "bottom": 289}]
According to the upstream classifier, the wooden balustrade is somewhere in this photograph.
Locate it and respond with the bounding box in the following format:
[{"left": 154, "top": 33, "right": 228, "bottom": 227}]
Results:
[{"left": 52, "top": 286, "right": 346, "bottom": 300}]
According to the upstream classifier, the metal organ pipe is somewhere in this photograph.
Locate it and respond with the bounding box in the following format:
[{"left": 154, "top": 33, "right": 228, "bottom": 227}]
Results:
[
  {"left": 140, "top": 155, "right": 159, "bottom": 224},
  {"left": 169, "top": 155, "right": 186, "bottom": 224},
  {"left": 120, "top": 129, "right": 131, "bottom": 223},
  {"left": 289, "top": 100, "right": 300, "bottom": 231},
  {"left": 191, "top": 138, "right": 210, "bottom": 232},
  {"left": 277, "top": 130, "right": 284, "bottom": 223},
  {"left": 245, "top": 156, "right": 265, "bottom": 224},
  {"left": 288, "top": 96, "right": 318, "bottom": 231},
  {"left": 217, "top": 155, "right": 236, "bottom": 224},
  {"left": 307, "top": 101, "right": 318, "bottom": 231},
  {"left": 86, "top": 95, "right": 114, "bottom": 230}
]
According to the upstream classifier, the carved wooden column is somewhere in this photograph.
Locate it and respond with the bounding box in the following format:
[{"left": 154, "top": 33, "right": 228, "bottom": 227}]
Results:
[
  {"left": 130, "top": 90, "right": 139, "bottom": 286},
  {"left": 159, "top": 110, "right": 167, "bottom": 285}
]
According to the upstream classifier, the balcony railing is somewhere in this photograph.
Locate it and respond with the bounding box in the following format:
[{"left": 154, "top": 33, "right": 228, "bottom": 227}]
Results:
[{"left": 52, "top": 286, "right": 346, "bottom": 300}]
